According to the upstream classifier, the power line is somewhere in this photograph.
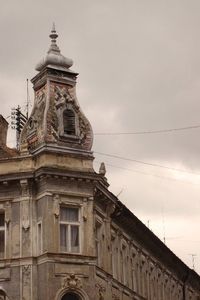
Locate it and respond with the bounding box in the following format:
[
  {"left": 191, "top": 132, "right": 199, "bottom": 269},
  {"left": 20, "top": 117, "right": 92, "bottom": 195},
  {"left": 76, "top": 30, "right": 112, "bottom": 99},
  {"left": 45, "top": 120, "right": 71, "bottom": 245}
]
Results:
[
  {"left": 94, "top": 161, "right": 200, "bottom": 186},
  {"left": 94, "top": 124, "right": 200, "bottom": 136},
  {"left": 94, "top": 151, "right": 200, "bottom": 175}
]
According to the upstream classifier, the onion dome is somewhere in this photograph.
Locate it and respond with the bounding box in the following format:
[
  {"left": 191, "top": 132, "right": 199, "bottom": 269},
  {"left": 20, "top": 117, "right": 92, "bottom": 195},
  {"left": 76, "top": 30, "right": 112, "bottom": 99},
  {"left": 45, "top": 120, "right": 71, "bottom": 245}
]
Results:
[{"left": 35, "top": 23, "right": 73, "bottom": 71}]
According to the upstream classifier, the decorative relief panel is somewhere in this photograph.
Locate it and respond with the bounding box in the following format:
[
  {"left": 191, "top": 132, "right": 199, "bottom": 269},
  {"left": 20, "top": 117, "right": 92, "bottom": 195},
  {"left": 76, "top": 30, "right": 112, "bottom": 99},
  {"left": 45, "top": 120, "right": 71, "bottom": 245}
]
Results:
[
  {"left": 22, "top": 265, "right": 31, "bottom": 285},
  {"left": 53, "top": 194, "right": 60, "bottom": 218},
  {"left": 20, "top": 180, "right": 30, "bottom": 231},
  {"left": 22, "top": 265, "right": 31, "bottom": 300},
  {"left": 112, "top": 294, "right": 120, "bottom": 300},
  {"left": 54, "top": 84, "right": 93, "bottom": 150},
  {"left": 62, "top": 274, "right": 82, "bottom": 289},
  {"left": 55, "top": 86, "right": 77, "bottom": 110},
  {"left": 4, "top": 201, "right": 11, "bottom": 225},
  {"left": 95, "top": 283, "right": 106, "bottom": 300},
  {"left": 20, "top": 180, "right": 30, "bottom": 198},
  {"left": 21, "top": 200, "right": 30, "bottom": 231},
  {"left": 20, "top": 86, "right": 46, "bottom": 151},
  {"left": 106, "top": 201, "right": 116, "bottom": 218}
]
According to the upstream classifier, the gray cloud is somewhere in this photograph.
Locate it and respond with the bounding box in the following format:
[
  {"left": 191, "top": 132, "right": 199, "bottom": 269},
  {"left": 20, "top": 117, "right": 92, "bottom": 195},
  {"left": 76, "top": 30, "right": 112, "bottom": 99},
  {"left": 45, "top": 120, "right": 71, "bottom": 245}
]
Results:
[{"left": 1, "top": 0, "right": 200, "bottom": 272}]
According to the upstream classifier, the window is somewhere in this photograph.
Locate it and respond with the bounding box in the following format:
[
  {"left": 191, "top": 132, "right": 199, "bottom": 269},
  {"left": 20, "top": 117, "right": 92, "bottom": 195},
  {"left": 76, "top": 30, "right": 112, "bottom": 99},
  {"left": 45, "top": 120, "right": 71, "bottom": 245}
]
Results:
[
  {"left": 131, "top": 252, "right": 137, "bottom": 292},
  {"left": 121, "top": 243, "right": 127, "bottom": 285},
  {"left": 63, "top": 109, "right": 76, "bottom": 135},
  {"left": 111, "top": 235, "right": 117, "bottom": 279},
  {"left": 37, "top": 222, "right": 42, "bottom": 255},
  {"left": 0, "top": 212, "right": 5, "bottom": 259},
  {"left": 95, "top": 220, "right": 102, "bottom": 266},
  {"left": 60, "top": 207, "right": 80, "bottom": 253}
]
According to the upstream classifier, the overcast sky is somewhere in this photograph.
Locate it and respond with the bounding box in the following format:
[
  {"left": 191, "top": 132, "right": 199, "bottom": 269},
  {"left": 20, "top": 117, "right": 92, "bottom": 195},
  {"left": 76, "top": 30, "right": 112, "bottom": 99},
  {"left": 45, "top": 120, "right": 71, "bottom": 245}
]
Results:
[{"left": 1, "top": 0, "right": 200, "bottom": 273}]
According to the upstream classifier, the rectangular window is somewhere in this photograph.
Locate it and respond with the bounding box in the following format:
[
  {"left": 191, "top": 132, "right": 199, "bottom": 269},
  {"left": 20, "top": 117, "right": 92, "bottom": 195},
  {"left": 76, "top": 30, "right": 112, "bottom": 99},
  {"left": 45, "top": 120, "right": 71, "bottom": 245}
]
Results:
[
  {"left": 60, "top": 207, "right": 80, "bottom": 253},
  {"left": 37, "top": 222, "right": 42, "bottom": 255},
  {"left": 95, "top": 220, "right": 102, "bottom": 266},
  {"left": 111, "top": 235, "right": 117, "bottom": 279},
  {"left": 0, "top": 212, "right": 5, "bottom": 259},
  {"left": 121, "top": 244, "right": 127, "bottom": 285}
]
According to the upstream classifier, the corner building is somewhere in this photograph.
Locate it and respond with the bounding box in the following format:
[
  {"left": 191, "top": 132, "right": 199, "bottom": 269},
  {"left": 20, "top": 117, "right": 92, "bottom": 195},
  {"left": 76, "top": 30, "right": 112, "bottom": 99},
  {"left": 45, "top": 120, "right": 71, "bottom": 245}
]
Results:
[{"left": 0, "top": 26, "right": 200, "bottom": 300}]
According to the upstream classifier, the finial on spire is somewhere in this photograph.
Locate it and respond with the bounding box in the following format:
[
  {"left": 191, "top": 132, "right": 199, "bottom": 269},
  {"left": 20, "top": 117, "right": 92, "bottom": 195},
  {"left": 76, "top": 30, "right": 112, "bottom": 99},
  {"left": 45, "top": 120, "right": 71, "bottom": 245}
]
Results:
[
  {"left": 48, "top": 23, "right": 60, "bottom": 54},
  {"left": 35, "top": 25, "right": 74, "bottom": 71},
  {"left": 52, "top": 22, "right": 56, "bottom": 32}
]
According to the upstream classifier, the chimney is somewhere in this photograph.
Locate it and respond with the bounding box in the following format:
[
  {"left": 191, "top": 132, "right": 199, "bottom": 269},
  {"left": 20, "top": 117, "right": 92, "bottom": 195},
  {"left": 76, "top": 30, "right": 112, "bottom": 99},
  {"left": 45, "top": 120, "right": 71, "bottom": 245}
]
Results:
[{"left": 0, "top": 115, "right": 8, "bottom": 147}]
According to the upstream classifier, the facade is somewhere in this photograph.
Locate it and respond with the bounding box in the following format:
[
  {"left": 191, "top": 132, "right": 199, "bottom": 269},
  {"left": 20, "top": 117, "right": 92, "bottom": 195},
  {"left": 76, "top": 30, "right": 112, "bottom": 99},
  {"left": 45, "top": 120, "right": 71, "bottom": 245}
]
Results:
[{"left": 0, "top": 26, "right": 200, "bottom": 300}]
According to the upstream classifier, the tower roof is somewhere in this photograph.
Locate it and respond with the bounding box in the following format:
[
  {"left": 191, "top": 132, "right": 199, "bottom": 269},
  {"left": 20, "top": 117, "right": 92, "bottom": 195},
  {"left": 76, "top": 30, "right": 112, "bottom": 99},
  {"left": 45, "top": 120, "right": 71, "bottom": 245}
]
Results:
[{"left": 35, "top": 24, "right": 73, "bottom": 72}]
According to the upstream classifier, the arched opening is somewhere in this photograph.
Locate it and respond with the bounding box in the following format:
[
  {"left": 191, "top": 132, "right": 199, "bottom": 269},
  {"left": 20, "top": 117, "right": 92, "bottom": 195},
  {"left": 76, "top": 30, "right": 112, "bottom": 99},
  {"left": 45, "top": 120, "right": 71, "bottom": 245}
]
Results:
[
  {"left": 63, "top": 109, "right": 76, "bottom": 135},
  {"left": 61, "top": 292, "right": 81, "bottom": 300},
  {"left": 0, "top": 290, "right": 7, "bottom": 300}
]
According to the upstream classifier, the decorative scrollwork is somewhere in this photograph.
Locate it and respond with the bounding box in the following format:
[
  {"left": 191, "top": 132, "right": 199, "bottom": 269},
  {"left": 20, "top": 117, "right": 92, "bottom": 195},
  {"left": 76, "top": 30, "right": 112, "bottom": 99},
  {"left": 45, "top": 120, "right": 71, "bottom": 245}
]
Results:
[
  {"left": 55, "top": 86, "right": 74, "bottom": 109},
  {"left": 63, "top": 274, "right": 82, "bottom": 289},
  {"left": 53, "top": 194, "right": 60, "bottom": 218},
  {"left": 112, "top": 294, "right": 120, "bottom": 300},
  {"left": 95, "top": 283, "right": 106, "bottom": 300}
]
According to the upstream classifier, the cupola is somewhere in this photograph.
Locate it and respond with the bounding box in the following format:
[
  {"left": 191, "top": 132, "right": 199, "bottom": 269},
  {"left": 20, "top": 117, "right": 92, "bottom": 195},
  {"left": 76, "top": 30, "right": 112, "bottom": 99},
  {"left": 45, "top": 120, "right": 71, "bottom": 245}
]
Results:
[{"left": 35, "top": 23, "right": 73, "bottom": 71}]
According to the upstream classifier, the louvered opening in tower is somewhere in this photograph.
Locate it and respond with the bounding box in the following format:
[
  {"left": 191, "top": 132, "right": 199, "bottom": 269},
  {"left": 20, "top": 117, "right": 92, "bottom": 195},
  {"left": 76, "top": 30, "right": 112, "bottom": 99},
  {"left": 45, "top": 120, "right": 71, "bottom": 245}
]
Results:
[{"left": 63, "top": 109, "right": 76, "bottom": 135}]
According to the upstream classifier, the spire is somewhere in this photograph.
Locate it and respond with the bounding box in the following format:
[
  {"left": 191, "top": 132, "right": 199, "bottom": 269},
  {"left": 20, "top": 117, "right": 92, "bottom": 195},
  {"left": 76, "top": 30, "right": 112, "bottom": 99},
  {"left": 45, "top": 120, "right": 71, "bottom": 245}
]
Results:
[
  {"left": 35, "top": 24, "right": 73, "bottom": 71},
  {"left": 48, "top": 23, "right": 60, "bottom": 54}
]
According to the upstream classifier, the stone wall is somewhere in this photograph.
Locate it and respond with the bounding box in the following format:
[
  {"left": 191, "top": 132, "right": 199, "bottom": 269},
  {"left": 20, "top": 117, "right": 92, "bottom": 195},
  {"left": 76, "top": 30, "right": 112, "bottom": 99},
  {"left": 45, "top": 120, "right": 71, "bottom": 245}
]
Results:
[{"left": 94, "top": 196, "right": 200, "bottom": 300}]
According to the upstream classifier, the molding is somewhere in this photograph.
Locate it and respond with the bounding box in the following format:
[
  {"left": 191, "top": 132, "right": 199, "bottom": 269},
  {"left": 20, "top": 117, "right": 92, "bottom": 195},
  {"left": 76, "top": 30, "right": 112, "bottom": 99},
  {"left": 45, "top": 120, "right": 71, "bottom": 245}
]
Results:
[{"left": 30, "top": 142, "right": 94, "bottom": 157}]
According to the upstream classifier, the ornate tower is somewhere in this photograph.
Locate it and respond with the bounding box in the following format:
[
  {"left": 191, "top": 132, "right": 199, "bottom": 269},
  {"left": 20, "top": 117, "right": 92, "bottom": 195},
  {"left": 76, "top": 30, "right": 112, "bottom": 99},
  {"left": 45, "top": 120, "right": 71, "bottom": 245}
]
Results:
[{"left": 20, "top": 24, "right": 93, "bottom": 156}]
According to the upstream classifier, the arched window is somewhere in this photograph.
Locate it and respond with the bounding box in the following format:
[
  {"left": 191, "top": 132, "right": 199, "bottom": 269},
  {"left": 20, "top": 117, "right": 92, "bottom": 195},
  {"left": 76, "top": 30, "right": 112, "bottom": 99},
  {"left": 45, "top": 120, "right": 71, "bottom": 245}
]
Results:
[
  {"left": 0, "top": 212, "right": 5, "bottom": 258},
  {"left": 63, "top": 109, "right": 76, "bottom": 135},
  {"left": 0, "top": 290, "right": 6, "bottom": 300},
  {"left": 61, "top": 292, "right": 81, "bottom": 300}
]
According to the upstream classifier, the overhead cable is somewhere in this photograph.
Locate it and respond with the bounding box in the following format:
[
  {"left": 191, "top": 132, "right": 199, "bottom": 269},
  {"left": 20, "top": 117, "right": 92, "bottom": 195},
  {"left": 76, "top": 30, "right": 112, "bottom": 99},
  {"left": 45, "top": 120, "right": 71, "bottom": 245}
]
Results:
[
  {"left": 94, "top": 124, "right": 200, "bottom": 136},
  {"left": 94, "top": 151, "right": 200, "bottom": 175},
  {"left": 94, "top": 160, "right": 200, "bottom": 186}
]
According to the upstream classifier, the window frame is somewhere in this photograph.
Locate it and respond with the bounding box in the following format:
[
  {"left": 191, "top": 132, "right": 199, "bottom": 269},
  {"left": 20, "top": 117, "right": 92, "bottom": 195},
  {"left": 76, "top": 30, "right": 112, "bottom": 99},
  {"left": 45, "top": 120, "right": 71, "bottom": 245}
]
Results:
[
  {"left": 63, "top": 108, "right": 76, "bottom": 136},
  {"left": 121, "top": 240, "right": 128, "bottom": 285},
  {"left": 59, "top": 206, "right": 81, "bottom": 254},
  {"left": 111, "top": 232, "right": 118, "bottom": 279},
  {"left": 37, "top": 221, "right": 43, "bottom": 255},
  {"left": 95, "top": 218, "right": 103, "bottom": 267}
]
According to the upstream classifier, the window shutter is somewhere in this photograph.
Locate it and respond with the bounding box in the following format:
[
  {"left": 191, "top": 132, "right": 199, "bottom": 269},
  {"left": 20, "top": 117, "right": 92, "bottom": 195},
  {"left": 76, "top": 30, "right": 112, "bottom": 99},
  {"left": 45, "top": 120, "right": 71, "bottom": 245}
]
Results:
[{"left": 63, "top": 109, "right": 76, "bottom": 135}]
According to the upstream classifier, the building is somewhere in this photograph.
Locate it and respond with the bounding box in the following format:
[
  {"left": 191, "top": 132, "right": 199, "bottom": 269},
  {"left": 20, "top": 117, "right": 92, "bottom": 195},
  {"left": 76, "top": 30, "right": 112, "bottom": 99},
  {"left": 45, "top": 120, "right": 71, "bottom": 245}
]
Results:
[{"left": 0, "top": 25, "right": 200, "bottom": 300}]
